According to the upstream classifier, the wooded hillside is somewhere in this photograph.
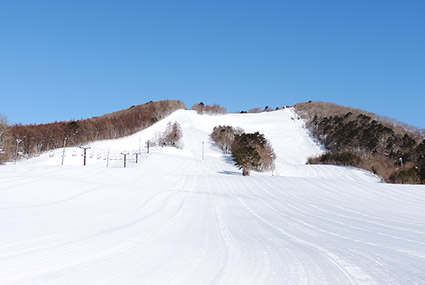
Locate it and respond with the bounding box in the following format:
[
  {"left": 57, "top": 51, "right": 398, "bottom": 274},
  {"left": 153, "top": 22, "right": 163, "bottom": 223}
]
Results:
[
  {"left": 295, "top": 101, "right": 425, "bottom": 184},
  {"left": 3, "top": 100, "right": 186, "bottom": 162}
]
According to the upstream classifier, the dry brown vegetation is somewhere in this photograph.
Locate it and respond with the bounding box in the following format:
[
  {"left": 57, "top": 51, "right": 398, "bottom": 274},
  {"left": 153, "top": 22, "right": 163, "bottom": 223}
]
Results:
[
  {"left": 239, "top": 106, "right": 282, "bottom": 114},
  {"left": 210, "top": 125, "right": 244, "bottom": 154},
  {"left": 247, "top": 108, "right": 263, "bottom": 113},
  {"left": 295, "top": 101, "right": 425, "bottom": 184},
  {"left": 0, "top": 115, "right": 13, "bottom": 164},
  {"left": 7, "top": 100, "right": 186, "bottom": 161},
  {"left": 191, "top": 102, "right": 227, "bottom": 115}
]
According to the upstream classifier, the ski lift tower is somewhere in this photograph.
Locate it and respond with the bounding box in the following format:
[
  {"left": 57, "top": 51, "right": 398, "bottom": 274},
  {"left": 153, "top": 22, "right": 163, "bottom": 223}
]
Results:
[
  {"left": 133, "top": 151, "right": 141, "bottom": 163},
  {"left": 79, "top": 146, "right": 91, "bottom": 166},
  {"left": 121, "top": 152, "right": 129, "bottom": 168}
]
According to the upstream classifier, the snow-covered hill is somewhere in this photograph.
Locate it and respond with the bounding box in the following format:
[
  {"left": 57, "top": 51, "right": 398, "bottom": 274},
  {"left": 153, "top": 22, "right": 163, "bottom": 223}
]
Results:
[{"left": 1, "top": 109, "right": 425, "bottom": 284}]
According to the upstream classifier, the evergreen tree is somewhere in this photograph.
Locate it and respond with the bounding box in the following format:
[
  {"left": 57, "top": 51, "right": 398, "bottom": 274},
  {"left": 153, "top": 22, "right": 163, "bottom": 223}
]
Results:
[
  {"left": 231, "top": 132, "right": 275, "bottom": 176},
  {"left": 232, "top": 144, "right": 261, "bottom": 176}
]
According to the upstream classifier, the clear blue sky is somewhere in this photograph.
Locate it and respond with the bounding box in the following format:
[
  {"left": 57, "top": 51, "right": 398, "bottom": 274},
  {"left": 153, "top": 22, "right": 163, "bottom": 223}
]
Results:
[{"left": 1, "top": 0, "right": 424, "bottom": 128}]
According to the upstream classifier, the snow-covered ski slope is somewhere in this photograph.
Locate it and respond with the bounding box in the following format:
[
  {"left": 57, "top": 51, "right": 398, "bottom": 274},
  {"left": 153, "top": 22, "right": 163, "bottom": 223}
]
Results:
[{"left": 1, "top": 109, "right": 425, "bottom": 284}]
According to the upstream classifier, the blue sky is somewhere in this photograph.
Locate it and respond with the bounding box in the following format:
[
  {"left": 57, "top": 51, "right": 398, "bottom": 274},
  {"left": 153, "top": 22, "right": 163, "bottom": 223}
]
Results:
[{"left": 1, "top": 0, "right": 424, "bottom": 128}]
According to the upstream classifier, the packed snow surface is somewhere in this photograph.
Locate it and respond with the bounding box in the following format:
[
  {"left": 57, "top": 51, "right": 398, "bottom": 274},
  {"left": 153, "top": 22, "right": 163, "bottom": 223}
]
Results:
[{"left": 1, "top": 109, "right": 425, "bottom": 284}]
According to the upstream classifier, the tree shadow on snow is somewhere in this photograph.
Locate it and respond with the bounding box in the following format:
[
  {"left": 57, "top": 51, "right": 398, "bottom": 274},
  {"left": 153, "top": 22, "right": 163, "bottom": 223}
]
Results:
[
  {"left": 217, "top": 170, "right": 241, "bottom": 176},
  {"left": 222, "top": 155, "right": 234, "bottom": 165}
]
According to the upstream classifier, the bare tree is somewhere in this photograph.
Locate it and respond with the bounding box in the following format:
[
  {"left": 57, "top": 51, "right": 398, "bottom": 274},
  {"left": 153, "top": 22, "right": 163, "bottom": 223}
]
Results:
[
  {"left": 191, "top": 102, "right": 205, "bottom": 114},
  {"left": 157, "top": 121, "right": 183, "bottom": 148},
  {"left": 0, "top": 114, "right": 12, "bottom": 163},
  {"left": 192, "top": 102, "right": 227, "bottom": 115},
  {"left": 211, "top": 125, "right": 244, "bottom": 154}
]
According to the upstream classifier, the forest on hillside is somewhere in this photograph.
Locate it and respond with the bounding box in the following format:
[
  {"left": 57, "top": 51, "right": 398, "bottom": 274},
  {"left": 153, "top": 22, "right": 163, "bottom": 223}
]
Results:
[
  {"left": 0, "top": 100, "right": 186, "bottom": 163},
  {"left": 295, "top": 101, "right": 425, "bottom": 184}
]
